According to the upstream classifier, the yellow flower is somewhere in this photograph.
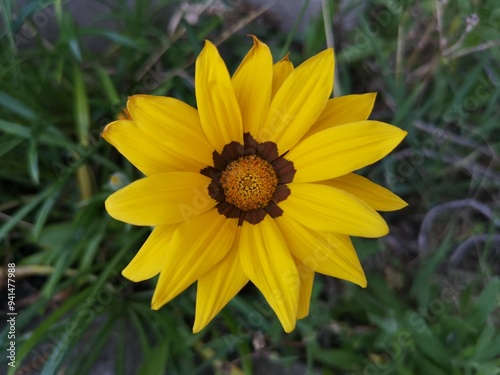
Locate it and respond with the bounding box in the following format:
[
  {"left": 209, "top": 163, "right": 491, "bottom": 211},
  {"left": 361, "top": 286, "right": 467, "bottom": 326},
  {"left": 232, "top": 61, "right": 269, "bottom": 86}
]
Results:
[{"left": 102, "top": 37, "right": 407, "bottom": 333}]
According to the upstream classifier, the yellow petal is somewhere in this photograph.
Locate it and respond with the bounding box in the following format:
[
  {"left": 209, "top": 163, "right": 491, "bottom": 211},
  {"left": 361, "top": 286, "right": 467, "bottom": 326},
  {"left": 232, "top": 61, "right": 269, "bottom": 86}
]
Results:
[
  {"left": 288, "top": 121, "right": 407, "bottom": 182},
  {"left": 239, "top": 216, "right": 299, "bottom": 332},
  {"left": 305, "top": 93, "right": 377, "bottom": 137},
  {"left": 279, "top": 183, "right": 389, "bottom": 237},
  {"left": 102, "top": 120, "right": 199, "bottom": 175},
  {"left": 196, "top": 40, "right": 243, "bottom": 152},
  {"left": 127, "top": 95, "right": 213, "bottom": 167},
  {"left": 232, "top": 36, "right": 273, "bottom": 136},
  {"left": 152, "top": 209, "right": 237, "bottom": 309},
  {"left": 321, "top": 173, "right": 408, "bottom": 212},
  {"left": 122, "top": 225, "right": 178, "bottom": 281},
  {"left": 193, "top": 231, "right": 248, "bottom": 333},
  {"left": 277, "top": 213, "right": 367, "bottom": 287},
  {"left": 293, "top": 258, "right": 315, "bottom": 319},
  {"left": 271, "top": 54, "right": 294, "bottom": 99},
  {"left": 105, "top": 172, "right": 214, "bottom": 226},
  {"left": 260, "top": 48, "right": 334, "bottom": 154}
]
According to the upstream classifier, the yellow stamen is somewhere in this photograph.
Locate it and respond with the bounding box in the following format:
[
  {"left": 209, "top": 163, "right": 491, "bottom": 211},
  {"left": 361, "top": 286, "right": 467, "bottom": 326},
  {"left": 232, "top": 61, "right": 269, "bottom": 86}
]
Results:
[{"left": 221, "top": 155, "right": 277, "bottom": 211}]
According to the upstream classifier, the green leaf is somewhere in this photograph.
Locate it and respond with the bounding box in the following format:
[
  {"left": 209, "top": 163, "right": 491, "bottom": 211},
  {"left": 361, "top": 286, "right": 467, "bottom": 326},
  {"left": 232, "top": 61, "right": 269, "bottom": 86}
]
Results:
[
  {"left": 470, "top": 277, "right": 500, "bottom": 326},
  {"left": 95, "top": 65, "right": 120, "bottom": 106},
  {"left": 312, "top": 348, "right": 364, "bottom": 370},
  {"left": 410, "top": 232, "right": 454, "bottom": 307},
  {"left": 416, "top": 355, "right": 448, "bottom": 375},
  {"left": 0, "top": 136, "right": 23, "bottom": 157},
  {"left": 39, "top": 231, "right": 142, "bottom": 375},
  {"left": 0, "top": 91, "right": 37, "bottom": 120},
  {"left": 414, "top": 333, "right": 452, "bottom": 369},
  {"left": 0, "top": 185, "right": 56, "bottom": 240},
  {"left": 73, "top": 65, "right": 90, "bottom": 147},
  {"left": 8, "top": 291, "right": 90, "bottom": 375},
  {"left": 473, "top": 324, "right": 499, "bottom": 361},
  {"left": 67, "top": 315, "right": 116, "bottom": 375},
  {"left": 137, "top": 340, "right": 169, "bottom": 375},
  {"left": 80, "top": 28, "right": 148, "bottom": 50},
  {"left": 32, "top": 196, "right": 58, "bottom": 240},
  {"left": 28, "top": 137, "right": 39, "bottom": 184}
]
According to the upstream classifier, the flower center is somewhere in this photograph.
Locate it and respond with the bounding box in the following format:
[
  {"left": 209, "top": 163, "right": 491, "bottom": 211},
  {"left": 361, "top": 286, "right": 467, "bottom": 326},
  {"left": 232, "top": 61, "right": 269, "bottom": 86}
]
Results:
[
  {"left": 201, "top": 133, "right": 295, "bottom": 225},
  {"left": 220, "top": 155, "right": 278, "bottom": 211}
]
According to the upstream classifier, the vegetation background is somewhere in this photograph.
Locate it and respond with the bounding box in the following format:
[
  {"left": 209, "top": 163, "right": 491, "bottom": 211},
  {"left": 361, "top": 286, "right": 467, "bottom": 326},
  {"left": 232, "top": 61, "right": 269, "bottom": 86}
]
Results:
[{"left": 0, "top": 0, "right": 499, "bottom": 374}]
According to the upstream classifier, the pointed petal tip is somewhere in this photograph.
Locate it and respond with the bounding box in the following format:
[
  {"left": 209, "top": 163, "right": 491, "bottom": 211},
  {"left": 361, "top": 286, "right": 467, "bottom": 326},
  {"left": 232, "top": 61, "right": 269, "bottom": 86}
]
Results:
[
  {"left": 386, "top": 195, "right": 409, "bottom": 211},
  {"left": 203, "top": 39, "right": 216, "bottom": 49},
  {"left": 297, "top": 312, "right": 309, "bottom": 320},
  {"left": 281, "top": 52, "right": 291, "bottom": 62},
  {"left": 126, "top": 94, "right": 148, "bottom": 112},
  {"left": 100, "top": 120, "right": 125, "bottom": 139},
  {"left": 351, "top": 271, "right": 368, "bottom": 288},
  {"left": 104, "top": 191, "right": 134, "bottom": 225},
  {"left": 361, "top": 212, "right": 390, "bottom": 238},
  {"left": 283, "top": 320, "right": 296, "bottom": 333},
  {"left": 246, "top": 34, "right": 260, "bottom": 44},
  {"left": 392, "top": 127, "right": 408, "bottom": 148},
  {"left": 151, "top": 294, "right": 165, "bottom": 310},
  {"left": 120, "top": 268, "right": 132, "bottom": 281},
  {"left": 121, "top": 267, "right": 132, "bottom": 280},
  {"left": 192, "top": 321, "right": 205, "bottom": 334},
  {"left": 317, "top": 47, "right": 334, "bottom": 60},
  {"left": 127, "top": 94, "right": 159, "bottom": 111},
  {"left": 198, "top": 40, "right": 218, "bottom": 60},
  {"left": 243, "top": 34, "right": 270, "bottom": 56},
  {"left": 121, "top": 265, "right": 143, "bottom": 283},
  {"left": 104, "top": 194, "right": 118, "bottom": 220},
  {"left": 101, "top": 122, "right": 112, "bottom": 138},
  {"left": 377, "top": 221, "right": 390, "bottom": 238},
  {"left": 316, "top": 47, "right": 334, "bottom": 63}
]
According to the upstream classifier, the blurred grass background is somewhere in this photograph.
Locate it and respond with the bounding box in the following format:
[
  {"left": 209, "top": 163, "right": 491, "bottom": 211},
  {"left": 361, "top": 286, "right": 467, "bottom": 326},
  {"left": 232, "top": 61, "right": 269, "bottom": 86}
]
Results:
[{"left": 0, "top": 0, "right": 499, "bottom": 374}]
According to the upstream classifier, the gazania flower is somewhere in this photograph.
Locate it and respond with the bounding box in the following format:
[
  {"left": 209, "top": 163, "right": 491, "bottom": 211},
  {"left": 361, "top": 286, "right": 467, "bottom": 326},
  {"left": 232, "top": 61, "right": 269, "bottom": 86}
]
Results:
[{"left": 102, "top": 36, "right": 407, "bottom": 333}]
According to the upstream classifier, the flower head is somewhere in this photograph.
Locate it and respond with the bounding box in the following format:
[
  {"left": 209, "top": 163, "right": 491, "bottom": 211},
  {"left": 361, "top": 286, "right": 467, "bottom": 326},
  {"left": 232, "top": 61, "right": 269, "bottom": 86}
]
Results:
[{"left": 102, "top": 37, "right": 407, "bottom": 333}]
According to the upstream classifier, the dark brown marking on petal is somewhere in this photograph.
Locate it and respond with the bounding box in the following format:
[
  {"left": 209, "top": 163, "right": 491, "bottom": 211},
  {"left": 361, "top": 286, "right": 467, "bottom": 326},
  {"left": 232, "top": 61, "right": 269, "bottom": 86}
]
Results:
[
  {"left": 238, "top": 211, "right": 246, "bottom": 226},
  {"left": 272, "top": 157, "right": 296, "bottom": 183},
  {"left": 257, "top": 142, "right": 279, "bottom": 162},
  {"left": 265, "top": 201, "right": 284, "bottom": 218},
  {"left": 244, "top": 208, "right": 267, "bottom": 225},
  {"left": 221, "top": 141, "right": 244, "bottom": 163},
  {"left": 200, "top": 166, "right": 221, "bottom": 180},
  {"left": 208, "top": 181, "right": 225, "bottom": 202},
  {"left": 243, "top": 132, "right": 258, "bottom": 156},
  {"left": 272, "top": 185, "right": 291, "bottom": 203},
  {"left": 216, "top": 201, "right": 240, "bottom": 219},
  {"left": 213, "top": 151, "right": 227, "bottom": 170},
  {"left": 278, "top": 172, "right": 295, "bottom": 184}
]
